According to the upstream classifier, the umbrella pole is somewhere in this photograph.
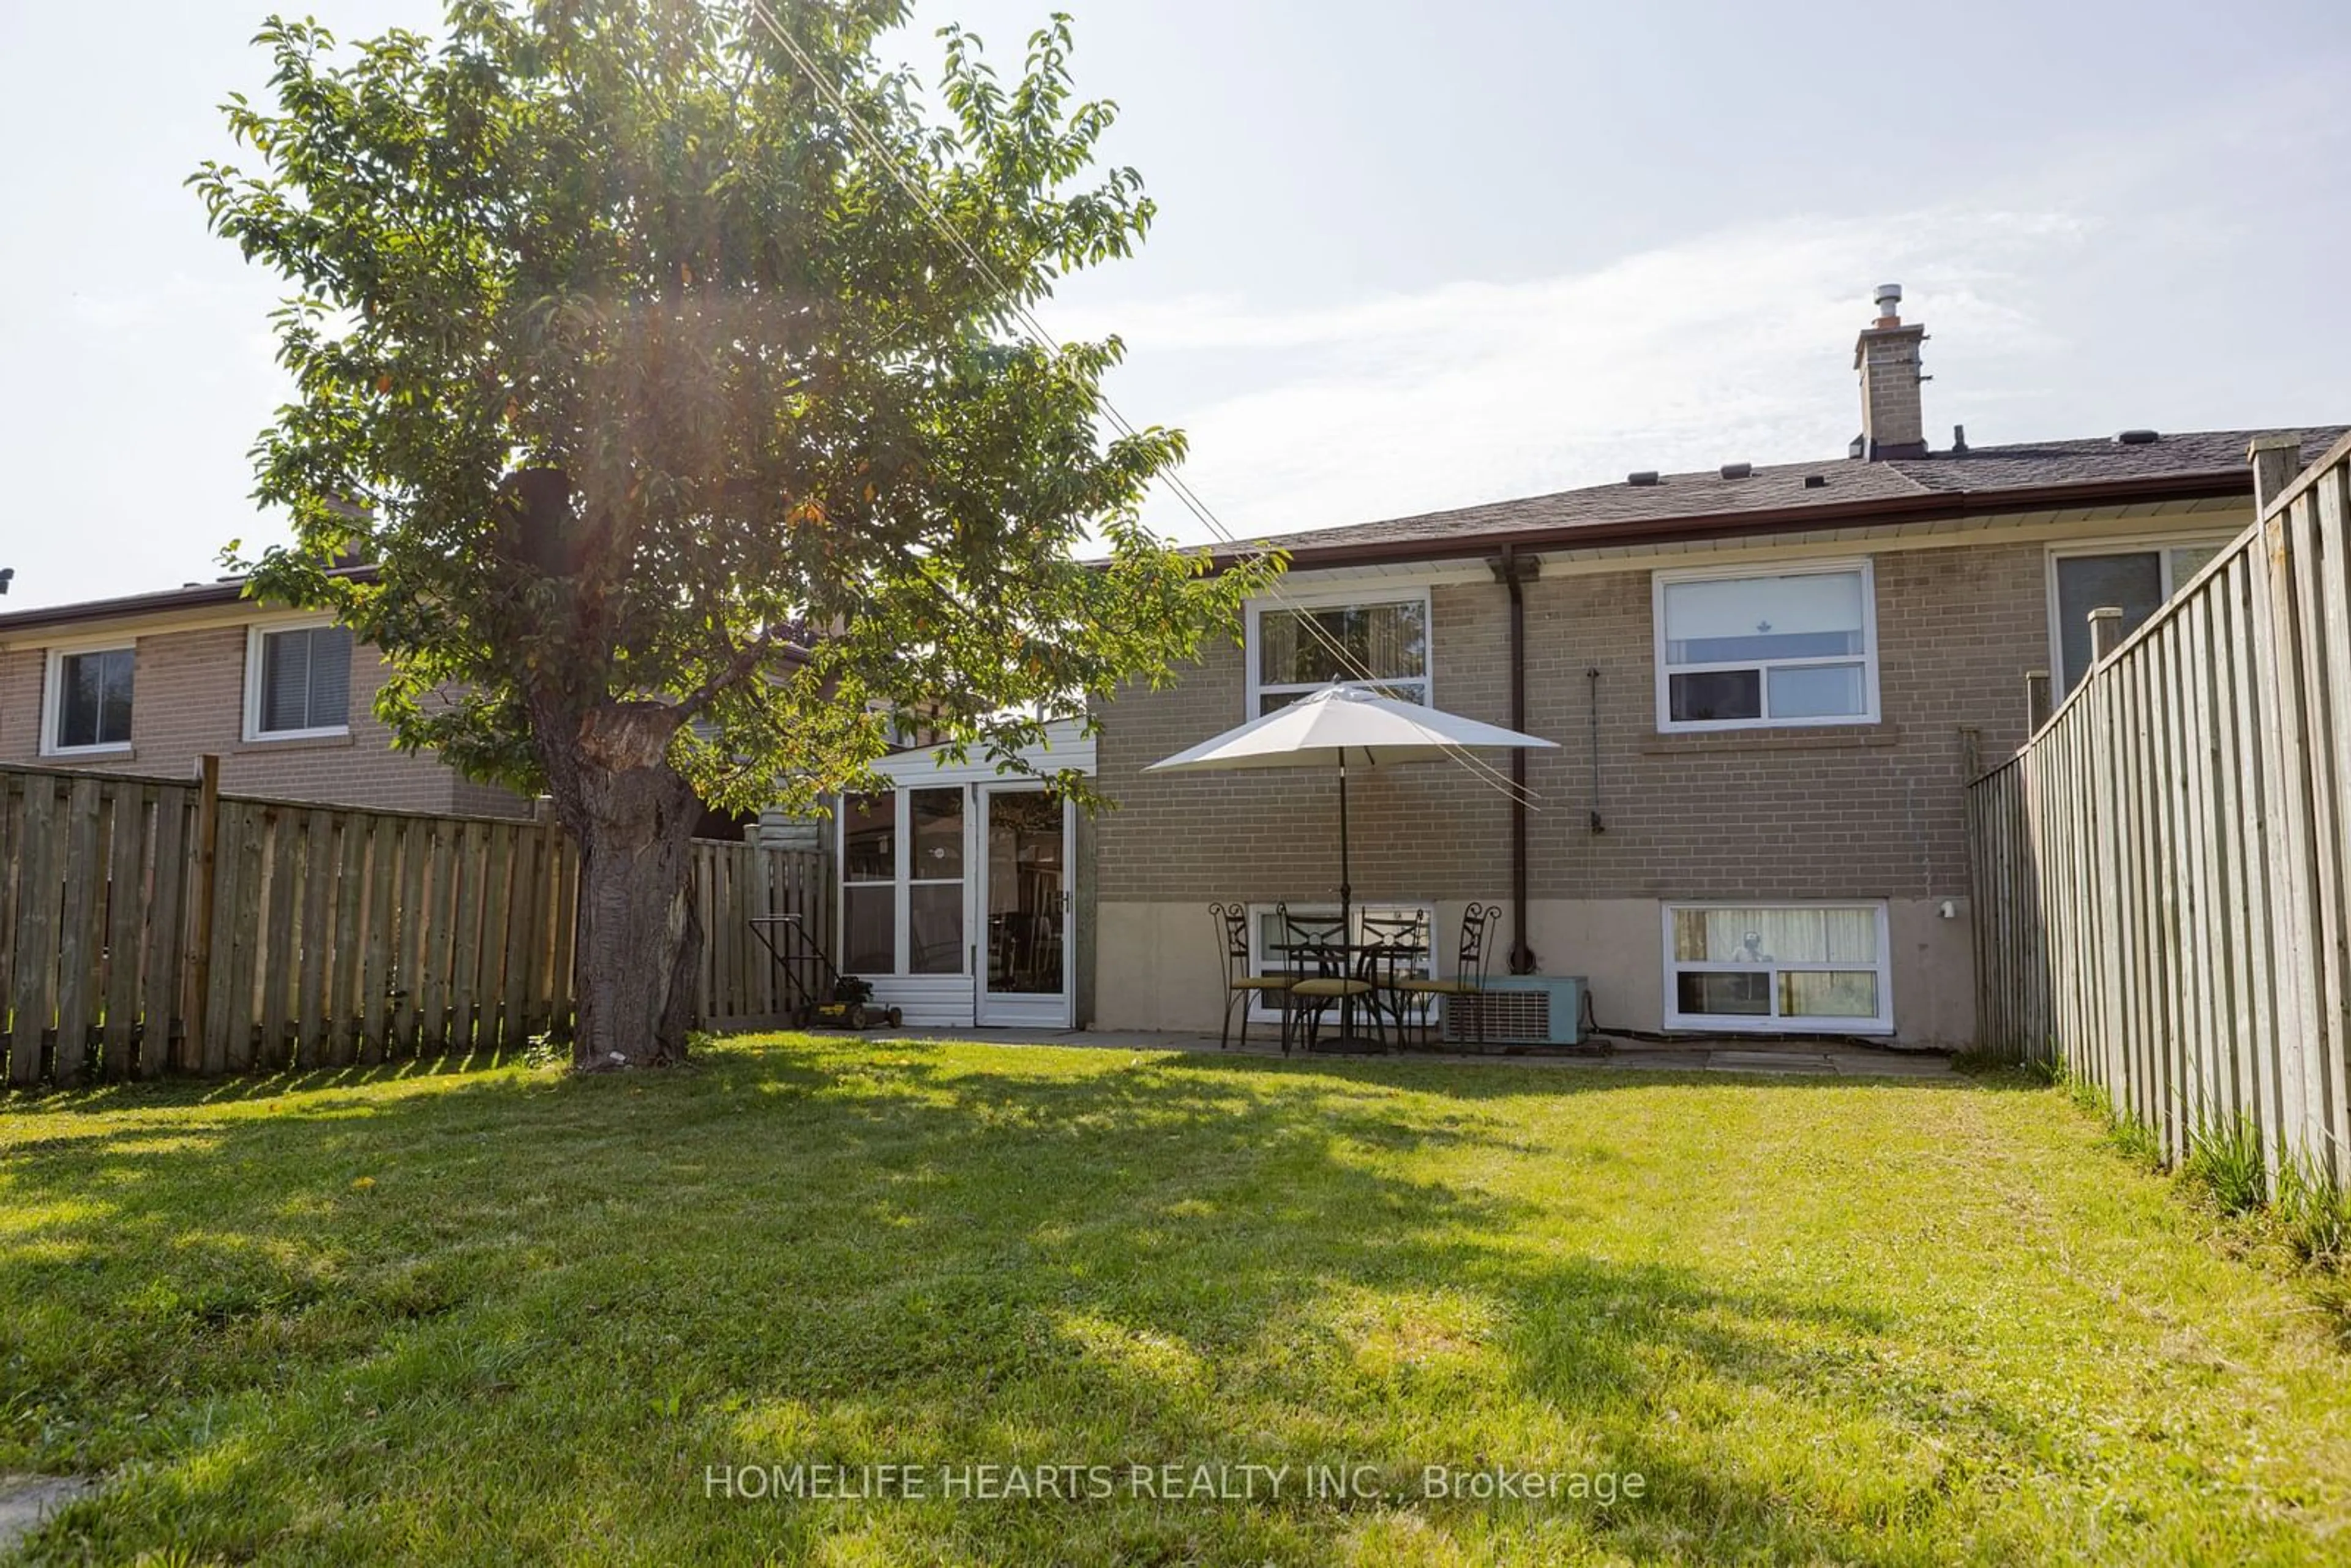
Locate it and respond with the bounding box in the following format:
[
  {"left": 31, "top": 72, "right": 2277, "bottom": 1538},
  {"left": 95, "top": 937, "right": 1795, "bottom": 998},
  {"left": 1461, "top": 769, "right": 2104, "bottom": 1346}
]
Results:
[{"left": 1337, "top": 753, "right": 1351, "bottom": 937}]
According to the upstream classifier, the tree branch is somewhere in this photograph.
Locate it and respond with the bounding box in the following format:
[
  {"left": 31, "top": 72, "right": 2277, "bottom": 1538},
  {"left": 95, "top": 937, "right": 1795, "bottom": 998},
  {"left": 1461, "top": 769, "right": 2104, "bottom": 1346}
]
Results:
[{"left": 671, "top": 625, "right": 781, "bottom": 727}]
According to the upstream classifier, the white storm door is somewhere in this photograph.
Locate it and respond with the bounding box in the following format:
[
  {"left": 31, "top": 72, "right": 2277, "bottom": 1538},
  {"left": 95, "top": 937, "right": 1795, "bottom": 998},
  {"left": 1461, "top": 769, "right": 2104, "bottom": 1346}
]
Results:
[{"left": 975, "top": 786, "right": 1073, "bottom": 1028}]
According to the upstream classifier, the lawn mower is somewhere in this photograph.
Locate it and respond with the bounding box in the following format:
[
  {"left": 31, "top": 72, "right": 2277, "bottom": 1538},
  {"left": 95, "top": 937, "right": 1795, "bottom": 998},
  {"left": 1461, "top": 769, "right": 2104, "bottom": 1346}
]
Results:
[{"left": 748, "top": 913, "right": 904, "bottom": 1030}]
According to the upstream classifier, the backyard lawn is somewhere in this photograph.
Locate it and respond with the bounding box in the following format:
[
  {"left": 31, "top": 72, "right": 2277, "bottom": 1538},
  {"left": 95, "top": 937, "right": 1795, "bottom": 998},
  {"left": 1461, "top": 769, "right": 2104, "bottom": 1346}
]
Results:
[{"left": 2, "top": 1035, "right": 2348, "bottom": 1565}]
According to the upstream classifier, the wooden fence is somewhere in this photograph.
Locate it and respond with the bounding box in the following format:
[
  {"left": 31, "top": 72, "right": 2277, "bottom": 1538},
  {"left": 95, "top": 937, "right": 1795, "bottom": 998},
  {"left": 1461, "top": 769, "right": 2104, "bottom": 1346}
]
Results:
[
  {"left": 0, "top": 761, "right": 833, "bottom": 1087},
  {"left": 1967, "top": 430, "right": 2351, "bottom": 1188}
]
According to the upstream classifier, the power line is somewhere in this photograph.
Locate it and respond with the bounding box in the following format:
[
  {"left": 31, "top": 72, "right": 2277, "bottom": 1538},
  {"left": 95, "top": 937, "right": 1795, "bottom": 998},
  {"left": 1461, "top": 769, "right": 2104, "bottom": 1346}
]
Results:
[{"left": 740, "top": 0, "right": 1537, "bottom": 808}]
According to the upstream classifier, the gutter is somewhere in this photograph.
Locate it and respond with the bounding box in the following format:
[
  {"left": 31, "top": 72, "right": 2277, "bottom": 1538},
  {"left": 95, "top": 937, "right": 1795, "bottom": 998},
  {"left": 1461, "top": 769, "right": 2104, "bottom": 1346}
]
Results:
[{"left": 1210, "top": 470, "right": 2255, "bottom": 575}]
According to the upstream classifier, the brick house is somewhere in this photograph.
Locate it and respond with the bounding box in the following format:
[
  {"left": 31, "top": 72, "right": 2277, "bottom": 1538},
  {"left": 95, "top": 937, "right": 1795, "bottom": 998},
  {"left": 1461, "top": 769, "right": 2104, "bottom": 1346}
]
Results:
[
  {"left": 838, "top": 287, "right": 2343, "bottom": 1045},
  {"left": 0, "top": 574, "right": 530, "bottom": 817}
]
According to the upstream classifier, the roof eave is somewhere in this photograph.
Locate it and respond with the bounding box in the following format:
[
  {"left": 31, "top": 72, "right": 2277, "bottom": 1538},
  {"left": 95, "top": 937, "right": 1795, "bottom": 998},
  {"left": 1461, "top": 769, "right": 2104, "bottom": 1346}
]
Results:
[{"left": 1210, "top": 469, "right": 2255, "bottom": 574}]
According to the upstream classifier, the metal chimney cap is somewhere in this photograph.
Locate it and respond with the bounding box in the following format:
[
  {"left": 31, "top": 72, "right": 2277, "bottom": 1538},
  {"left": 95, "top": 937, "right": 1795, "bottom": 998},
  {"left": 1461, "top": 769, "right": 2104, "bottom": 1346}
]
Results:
[{"left": 1873, "top": 282, "right": 1903, "bottom": 311}]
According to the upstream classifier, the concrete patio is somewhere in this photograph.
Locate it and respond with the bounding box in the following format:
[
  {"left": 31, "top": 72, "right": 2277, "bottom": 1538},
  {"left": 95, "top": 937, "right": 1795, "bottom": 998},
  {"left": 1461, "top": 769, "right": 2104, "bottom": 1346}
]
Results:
[{"left": 858, "top": 1026, "right": 1958, "bottom": 1079}]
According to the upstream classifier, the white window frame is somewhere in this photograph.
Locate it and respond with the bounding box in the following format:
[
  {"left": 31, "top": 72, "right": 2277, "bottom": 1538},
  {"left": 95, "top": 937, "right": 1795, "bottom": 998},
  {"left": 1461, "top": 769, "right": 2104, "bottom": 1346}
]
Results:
[
  {"left": 1243, "top": 585, "right": 1433, "bottom": 719},
  {"left": 39, "top": 637, "right": 137, "bottom": 757},
  {"left": 1661, "top": 901, "right": 1893, "bottom": 1034},
  {"left": 1651, "top": 558, "right": 1880, "bottom": 732},
  {"left": 837, "top": 786, "right": 973, "bottom": 979},
  {"left": 2043, "top": 533, "right": 2238, "bottom": 695},
  {"left": 243, "top": 615, "right": 356, "bottom": 742}
]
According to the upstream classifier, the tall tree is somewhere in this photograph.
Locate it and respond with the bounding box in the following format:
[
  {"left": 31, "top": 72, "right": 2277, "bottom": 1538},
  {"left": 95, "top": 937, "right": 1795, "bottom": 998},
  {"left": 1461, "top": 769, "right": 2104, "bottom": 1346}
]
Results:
[{"left": 195, "top": 0, "right": 1270, "bottom": 1067}]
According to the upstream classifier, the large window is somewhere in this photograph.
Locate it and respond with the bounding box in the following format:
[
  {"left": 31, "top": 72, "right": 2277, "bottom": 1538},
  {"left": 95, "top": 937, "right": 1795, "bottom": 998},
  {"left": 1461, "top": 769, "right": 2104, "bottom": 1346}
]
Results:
[
  {"left": 1245, "top": 591, "right": 1430, "bottom": 716},
  {"left": 44, "top": 644, "right": 135, "bottom": 754},
  {"left": 2047, "top": 538, "right": 2232, "bottom": 694},
  {"left": 246, "top": 623, "right": 354, "bottom": 738},
  {"left": 1663, "top": 903, "right": 1891, "bottom": 1033},
  {"left": 1653, "top": 562, "right": 1877, "bottom": 730},
  {"left": 839, "top": 788, "right": 967, "bottom": 977}
]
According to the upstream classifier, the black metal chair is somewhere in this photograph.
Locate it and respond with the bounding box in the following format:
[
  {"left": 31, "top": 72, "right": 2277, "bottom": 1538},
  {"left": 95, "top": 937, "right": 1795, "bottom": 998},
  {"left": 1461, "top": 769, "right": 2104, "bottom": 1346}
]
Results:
[
  {"left": 1359, "top": 909, "right": 1433, "bottom": 1051},
  {"left": 1210, "top": 902, "right": 1292, "bottom": 1052},
  {"left": 1394, "top": 903, "right": 1502, "bottom": 1050},
  {"left": 1282, "top": 906, "right": 1377, "bottom": 1052}
]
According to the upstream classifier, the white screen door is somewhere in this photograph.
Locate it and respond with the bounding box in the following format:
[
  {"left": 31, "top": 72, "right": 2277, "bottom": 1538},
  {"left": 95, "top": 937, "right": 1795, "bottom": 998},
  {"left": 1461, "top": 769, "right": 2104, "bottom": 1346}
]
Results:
[{"left": 976, "top": 786, "right": 1073, "bottom": 1027}]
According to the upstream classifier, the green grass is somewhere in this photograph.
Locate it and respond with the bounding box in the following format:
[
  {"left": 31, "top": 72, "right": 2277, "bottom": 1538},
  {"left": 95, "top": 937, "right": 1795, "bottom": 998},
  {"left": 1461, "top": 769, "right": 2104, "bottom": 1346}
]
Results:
[
  {"left": 4, "top": 1037, "right": 2349, "bottom": 1566},
  {"left": 2182, "top": 1115, "right": 2272, "bottom": 1217}
]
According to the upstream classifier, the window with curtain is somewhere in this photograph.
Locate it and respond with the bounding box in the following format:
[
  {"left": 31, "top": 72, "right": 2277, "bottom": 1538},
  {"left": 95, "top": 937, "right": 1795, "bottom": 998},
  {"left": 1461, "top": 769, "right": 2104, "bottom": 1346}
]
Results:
[
  {"left": 51, "top": 646, "right": 134, "bottom": 751},
  {"left": 1655, "top": 565, "right": 1875, "bottom": 729},
  {"left": 252, "top": 625, "right": 354, "bottom": 735},
  {"left": 2050, "top": 540, "right": 2231, "bottom": 694},
  {"left": 1664, "top": 904, "right": 1891, "bottom": 1030},
  {"left": 1249, "top": 595, "right": 1428, "bottom": 715}
]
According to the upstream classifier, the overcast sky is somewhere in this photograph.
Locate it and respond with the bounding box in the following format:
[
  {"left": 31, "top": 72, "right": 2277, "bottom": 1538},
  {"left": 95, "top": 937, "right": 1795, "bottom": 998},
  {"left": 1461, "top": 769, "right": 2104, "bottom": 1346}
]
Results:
[{"left": 3, "top": 0, "right": 2347, "bottom": 610}]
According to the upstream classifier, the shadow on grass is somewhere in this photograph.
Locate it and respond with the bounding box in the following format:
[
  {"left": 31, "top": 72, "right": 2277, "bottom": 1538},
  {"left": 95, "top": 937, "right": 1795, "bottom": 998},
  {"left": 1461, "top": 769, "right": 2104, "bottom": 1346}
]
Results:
[{"left": 0, "top": 1035, "right": 2202, "bottom": 1562}]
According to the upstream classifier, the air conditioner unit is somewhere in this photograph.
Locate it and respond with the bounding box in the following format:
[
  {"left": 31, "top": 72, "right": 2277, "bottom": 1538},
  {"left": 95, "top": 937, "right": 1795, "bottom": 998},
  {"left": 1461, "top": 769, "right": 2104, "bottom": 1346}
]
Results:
[{"left": 1440, "top": 975, "right": 1588, "bottom": 1047}]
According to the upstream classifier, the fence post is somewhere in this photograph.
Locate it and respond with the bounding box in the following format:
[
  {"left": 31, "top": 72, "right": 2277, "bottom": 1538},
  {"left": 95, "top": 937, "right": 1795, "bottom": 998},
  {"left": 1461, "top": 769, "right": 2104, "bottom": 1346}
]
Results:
[
  {"left": 186, "top": 754, "right": 222, "bottom": 1073},
  {"left": 2089, "top": 606, "right": 2126, "bottom": 664},
  {"left": 2249, "top": 435, "right": 2304, "bottom": 514},
  {"left": 2025, "top": 670, "right": 2052, "bottom": 735}
]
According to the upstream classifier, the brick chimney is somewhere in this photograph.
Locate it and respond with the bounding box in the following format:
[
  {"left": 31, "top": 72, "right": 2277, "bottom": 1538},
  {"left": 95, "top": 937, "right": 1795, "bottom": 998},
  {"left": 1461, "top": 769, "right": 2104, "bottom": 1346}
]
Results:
[{"left": 1854, "top": 283, "right": 1928, "bottom": 460}]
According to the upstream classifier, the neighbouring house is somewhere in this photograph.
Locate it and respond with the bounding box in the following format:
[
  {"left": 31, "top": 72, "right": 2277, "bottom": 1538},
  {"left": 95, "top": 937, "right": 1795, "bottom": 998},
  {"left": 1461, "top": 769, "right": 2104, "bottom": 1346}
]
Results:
[
  {"left": 830, "top": 285, "right": 2344, "bottom": 1045},
  {"left": 0, "top": 572, "right": 531, "bottom": 817}
]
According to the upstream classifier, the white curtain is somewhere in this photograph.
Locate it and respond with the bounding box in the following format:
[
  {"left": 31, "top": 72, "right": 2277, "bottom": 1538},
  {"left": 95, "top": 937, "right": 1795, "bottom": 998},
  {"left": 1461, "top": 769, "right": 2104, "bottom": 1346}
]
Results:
[{"left": 1673, "top": 907, "right": 1877, "bottom": 965}]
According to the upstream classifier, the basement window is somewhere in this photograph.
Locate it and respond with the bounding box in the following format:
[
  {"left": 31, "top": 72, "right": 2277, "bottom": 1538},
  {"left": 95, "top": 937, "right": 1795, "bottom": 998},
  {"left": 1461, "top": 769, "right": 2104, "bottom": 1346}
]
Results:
[
  {"left": 1663, "top": 903, "right": 1892, "bottom": 1033},
  {"left": 1652, "top": 561, "right": 1878, "bottom": 730}
]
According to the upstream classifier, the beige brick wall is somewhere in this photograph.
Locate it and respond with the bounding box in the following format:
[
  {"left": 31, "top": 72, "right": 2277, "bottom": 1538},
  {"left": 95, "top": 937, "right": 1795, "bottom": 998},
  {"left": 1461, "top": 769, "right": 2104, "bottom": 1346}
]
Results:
[
  {"left": 0, "top": 624, "right": 531, "bottom": 817},
  {"left": 1089, "top": 536, "right": 2068, "bottom": 1043},
  {"left": 1097, "top": 540, "right": 2043, "bottom": 910}
]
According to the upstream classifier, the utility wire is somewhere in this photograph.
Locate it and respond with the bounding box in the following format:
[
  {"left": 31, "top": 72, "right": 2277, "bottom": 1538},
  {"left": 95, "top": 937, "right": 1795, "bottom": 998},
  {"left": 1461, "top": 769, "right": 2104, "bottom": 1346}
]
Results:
[{"left": 741, "top": 0, "right": 1537, "bottom": 808}]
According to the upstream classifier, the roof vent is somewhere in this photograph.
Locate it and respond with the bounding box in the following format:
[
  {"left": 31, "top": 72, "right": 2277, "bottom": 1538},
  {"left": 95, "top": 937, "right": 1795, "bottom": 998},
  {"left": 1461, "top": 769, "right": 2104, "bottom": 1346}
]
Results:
[
  {"left": 1803, "top": 475, "right": 1828, "bottom": 489},
  {"left": 1720, "top": 462, "right": 1753, "bottom": 480},
  {"left": 1627, "top": 470, "right": 1660, "bottom": 487},
  {"left": 1952, "top": 424, "right": 1969, "bottom": 455},
  {"left": 2115, "top": 429, "right": 2161, "bottom": 446}
]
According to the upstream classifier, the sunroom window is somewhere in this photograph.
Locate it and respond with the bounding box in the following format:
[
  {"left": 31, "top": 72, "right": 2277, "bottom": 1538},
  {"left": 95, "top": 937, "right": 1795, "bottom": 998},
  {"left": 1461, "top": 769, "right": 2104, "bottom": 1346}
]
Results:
[
  {"left": 839, "top": 788, "right": 966, "bottom": 977},
  {"left": 1248, "top": 593, "right": 1429, "bottom": 715},
  {"left": 1654, "top": 563, "right": 1877, "bottom": 729},
  {"left": 1664, "top": 904, "right": 1891, "bottom": 1032}
]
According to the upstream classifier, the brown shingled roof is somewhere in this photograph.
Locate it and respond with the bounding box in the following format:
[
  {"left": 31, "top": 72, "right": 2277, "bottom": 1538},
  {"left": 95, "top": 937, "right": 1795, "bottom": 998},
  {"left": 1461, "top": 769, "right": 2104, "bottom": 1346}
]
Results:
[{"left": 1223, "top": 426, "right": 2347, "bottom": 568}]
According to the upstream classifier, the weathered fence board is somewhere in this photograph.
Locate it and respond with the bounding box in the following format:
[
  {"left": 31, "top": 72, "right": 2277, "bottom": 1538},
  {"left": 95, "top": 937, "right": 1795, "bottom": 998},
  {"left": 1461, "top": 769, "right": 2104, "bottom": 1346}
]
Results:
[
  {"left": 0, "top": 763, "right": 831, "bottom": 1087},
  {"left": 1969, "top": 431, "right": 2351, "bottom": 1190}
]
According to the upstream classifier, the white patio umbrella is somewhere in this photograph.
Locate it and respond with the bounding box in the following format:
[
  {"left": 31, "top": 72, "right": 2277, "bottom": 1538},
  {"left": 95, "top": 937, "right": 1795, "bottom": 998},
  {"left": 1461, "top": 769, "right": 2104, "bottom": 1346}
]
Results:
[{"left": 1146, "top": 685, "right": 1558, "bottom": 939}]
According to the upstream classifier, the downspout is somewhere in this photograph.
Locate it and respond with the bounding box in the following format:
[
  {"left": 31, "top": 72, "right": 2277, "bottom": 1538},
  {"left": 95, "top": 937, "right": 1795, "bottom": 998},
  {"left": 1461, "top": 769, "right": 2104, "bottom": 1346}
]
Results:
[{"left": 1493, "top": 547, "right": 1538, "bottom": 973}]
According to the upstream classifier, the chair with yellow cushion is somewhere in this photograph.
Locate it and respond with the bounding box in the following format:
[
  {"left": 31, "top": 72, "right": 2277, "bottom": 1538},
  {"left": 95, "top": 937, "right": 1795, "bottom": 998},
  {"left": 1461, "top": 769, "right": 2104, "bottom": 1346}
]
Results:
[
  {"left": 1393, "top": 903, "right": 1502, "bottom": 1050},
  {"left": 1210, "top": 902, "right": 1292, "bottom": 1052},
  {"left": 1281, "top": 905, "right": 1379, "bottom": 1052}
]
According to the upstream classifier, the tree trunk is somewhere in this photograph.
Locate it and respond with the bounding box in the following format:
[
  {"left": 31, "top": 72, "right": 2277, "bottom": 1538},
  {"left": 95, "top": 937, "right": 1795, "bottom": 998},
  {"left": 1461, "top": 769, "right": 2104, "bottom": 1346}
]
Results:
[{"left": 559, "top": 704, "right": 705, "bottom": 1069}]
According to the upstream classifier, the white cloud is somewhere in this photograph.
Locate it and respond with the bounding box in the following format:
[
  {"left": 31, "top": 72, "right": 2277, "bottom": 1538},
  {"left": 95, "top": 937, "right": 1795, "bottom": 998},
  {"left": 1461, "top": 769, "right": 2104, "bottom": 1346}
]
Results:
[{"left": 1075, "top": 206, "right": 2101, "bottom": 546}]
